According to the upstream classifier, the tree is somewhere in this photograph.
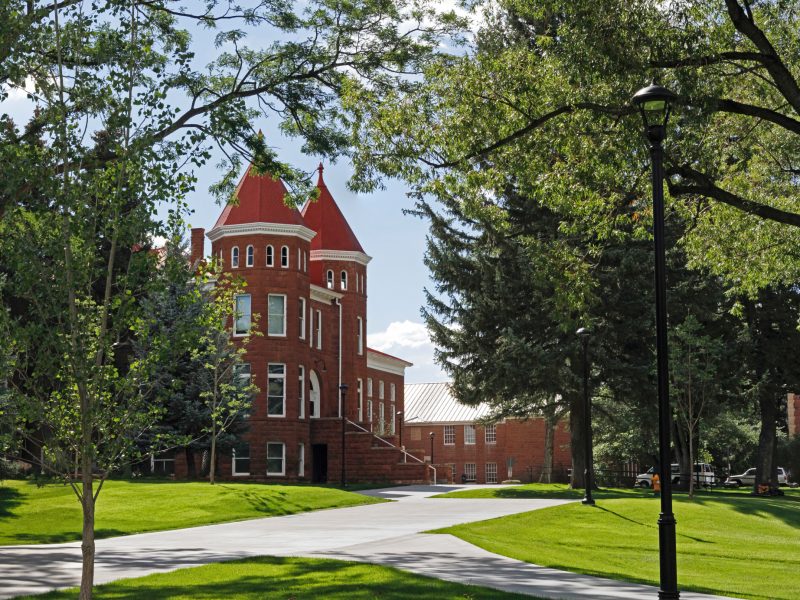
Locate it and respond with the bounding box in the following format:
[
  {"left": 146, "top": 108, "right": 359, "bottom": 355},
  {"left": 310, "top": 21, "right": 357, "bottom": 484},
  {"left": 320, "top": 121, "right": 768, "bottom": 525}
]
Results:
[{"left": 2, "top": 2, "right": 460, "bottom": 597}]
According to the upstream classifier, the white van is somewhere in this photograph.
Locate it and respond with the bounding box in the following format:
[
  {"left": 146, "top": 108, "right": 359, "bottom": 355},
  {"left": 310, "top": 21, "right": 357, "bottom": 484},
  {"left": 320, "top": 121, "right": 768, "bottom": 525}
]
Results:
[{"left": 636, "top": 463, "right": 716, "bottom": 487}]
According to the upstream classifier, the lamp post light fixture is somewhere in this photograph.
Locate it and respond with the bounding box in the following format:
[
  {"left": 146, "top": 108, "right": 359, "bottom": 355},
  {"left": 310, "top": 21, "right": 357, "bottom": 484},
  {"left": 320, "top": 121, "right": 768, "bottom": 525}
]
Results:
[
  {"left": 429, "top": 431, "right": 435, "bottom": 465},
  {"left": 632, "top": 81, "right": 679, "bottom": 600},
  {"left": 576, "top": 327, "right": 594, "bottom": 506},
  {"left": 339, "top": 383, "right": 349, "bottom": 487}
]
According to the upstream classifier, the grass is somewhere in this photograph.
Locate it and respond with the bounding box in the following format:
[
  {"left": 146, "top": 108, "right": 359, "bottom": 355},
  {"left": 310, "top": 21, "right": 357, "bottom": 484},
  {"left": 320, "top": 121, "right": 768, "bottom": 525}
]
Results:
[
  {"left": 0, "top": 479, "right": 383, "bottom": 545},
  {"left": 433, "top": 484, "right": 800, "bottom": 600},
  {"left": 23, "top": 556, "right": 535, "bottom": 599}
]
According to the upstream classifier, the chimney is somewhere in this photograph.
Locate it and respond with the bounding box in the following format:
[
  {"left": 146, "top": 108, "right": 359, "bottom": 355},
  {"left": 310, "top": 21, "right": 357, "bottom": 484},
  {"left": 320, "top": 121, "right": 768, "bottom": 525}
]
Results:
[{"left": 190, "top": 228, "right": 205, "bottom": 267}]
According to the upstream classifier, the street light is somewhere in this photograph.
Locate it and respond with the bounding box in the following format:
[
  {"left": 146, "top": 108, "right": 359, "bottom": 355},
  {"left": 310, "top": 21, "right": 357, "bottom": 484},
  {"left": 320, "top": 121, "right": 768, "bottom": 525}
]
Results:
[
  {"left": 632, "top": 81, "right": 679, "bottom": 600},
  {"left": 429, "top": 431, "right": 435, "bottom": 465},
  {"left": 339, "top": 384, "right": 349, "bottom": 487},
  {"left": 397, "top": 411, "right": 405, "bottom": 462},
  {"left": 576, "top": 327, "right": 594, "bottom": 506}
]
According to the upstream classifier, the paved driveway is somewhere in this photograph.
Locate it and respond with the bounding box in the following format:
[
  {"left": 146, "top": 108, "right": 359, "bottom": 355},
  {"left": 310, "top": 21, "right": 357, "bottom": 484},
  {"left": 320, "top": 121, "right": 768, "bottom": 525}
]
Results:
[{"left": 1, "top": 484, "right": 738, "bottom": 599}]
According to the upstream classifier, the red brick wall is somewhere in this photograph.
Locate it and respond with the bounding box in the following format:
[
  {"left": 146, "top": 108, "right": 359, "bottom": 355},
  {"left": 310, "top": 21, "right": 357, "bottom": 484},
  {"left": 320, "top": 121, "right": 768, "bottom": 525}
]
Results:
[
  {"left": 405, "top": 418, "right": 571, "bottom": 484},
  {"left": 789, "top": 393, "right": 800, "bottom": 438}
]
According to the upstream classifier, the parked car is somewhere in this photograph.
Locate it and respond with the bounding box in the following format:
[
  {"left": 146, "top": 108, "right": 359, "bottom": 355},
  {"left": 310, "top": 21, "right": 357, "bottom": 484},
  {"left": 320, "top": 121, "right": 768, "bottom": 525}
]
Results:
[
  {"left": 636, "top": 463, "right": 716, "bottom": 488},
  {"left": 724, "top": 467, "right": 788, "bottom": 487}
]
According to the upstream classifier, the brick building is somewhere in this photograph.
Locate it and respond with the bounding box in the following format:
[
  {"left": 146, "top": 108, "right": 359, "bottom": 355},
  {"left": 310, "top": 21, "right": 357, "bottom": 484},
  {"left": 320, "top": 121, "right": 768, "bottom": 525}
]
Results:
[
  {"left": 183, "top": 163, "right": 428, "bottom": 484},
  {"left": 403, "top": 383, "right": 571, "bottom": 484},
  {"left": 789, "top": 393, "right": 800, "bottom": 438}
]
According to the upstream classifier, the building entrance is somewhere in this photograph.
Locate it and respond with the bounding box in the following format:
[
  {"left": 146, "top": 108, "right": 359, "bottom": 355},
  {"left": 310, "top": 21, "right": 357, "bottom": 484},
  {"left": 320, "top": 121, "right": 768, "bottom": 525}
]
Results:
[{"left": 312, "top": 444, "right": 328, "bottom": 483}]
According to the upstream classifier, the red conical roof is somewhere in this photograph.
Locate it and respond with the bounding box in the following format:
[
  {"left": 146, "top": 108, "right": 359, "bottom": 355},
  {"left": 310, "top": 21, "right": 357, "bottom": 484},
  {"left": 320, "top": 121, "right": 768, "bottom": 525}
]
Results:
[
  {"left": 213, "top": 164, "right": 307, "bottom": 228},
  {"left": 301, "top": 164, "right": 365, "bottom": 253}
]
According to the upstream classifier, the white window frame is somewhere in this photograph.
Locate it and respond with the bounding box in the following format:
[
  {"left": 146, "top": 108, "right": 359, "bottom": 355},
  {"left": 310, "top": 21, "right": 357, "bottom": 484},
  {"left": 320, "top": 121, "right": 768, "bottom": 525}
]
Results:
[
  {"left": 308, "top": 308, "right": 314, "bottom": 347},
  {"left": 298, "top": 365, "right": 306, "bottom": 419},
  {"left": 379, "top": 380, "right": 385, "bottom": 400},
  {"left": 390, "top": 403, "right": 396, "bottom": 434},
  {"left": 303, "top": 251, "right": 307, "bottom": 272},
  {"left": 281, "top": 245, "right": 289, "bottom": 268},
  {"left": 340, "top": 270, "right": 347, "bottom": 290},
  {"left": 367, "top": 399, "right": 373, "bottom": 425},
  {"left": 390, "top": 383, "right": 396, "bottom": 402},
  {"left": 231, "top": 246, "right": 240, "bottom": 268},
  {"left": 444, "top": 425, "right": 455, "bottom": 445},
  {"left": 326, "top": 269, "right": 334, "bottom": 289},
  {"left": 315, "top": 309, "right": 322, "bottom": 349},
  {"left": 299, "top": 298, "right": 306, "bottom": 339},
  {"left": 357, "top": 317, "right": 363, "bottom": 355},
  {"left": 233, "top": 294, "right": 251, "bottom": 337},
  {"left": 357, "top": 378, "right": 364, "bottom": 421},
  {"left": 266, "top": 442, "right": 285, "bottom": 476},
  {"left": 267, "top": 293, "right": 287, "bottom": 337},
  {"left": 246, "top": 245, "right": 254, "bottom": 267},
  {"left": 298, "top": 443, "right": 305, "bottom": 477},
  {"left": 232, "top": 445, "right": 250, "bottom": 476},
  {"left": 367, "top": 378, "right": 373, "bottom": 397},
  {"left": 266, "top": 245, "right": 274, "bottom": 267},
  {"left": 465, "top": 462, "right": 476, "bottom": 480},
  {"left": 485, "top": 424, "right": 497, "bottom": 444},
  {"left": 378, "top": 402, "right": 385, "bottom": 434},
  {"left": 297, "top": 248, "right": 301, "bottom": 270},
  {"left": 267, "top": 363, "right": 286, "bottom": 417},
  {"left": 464, "top": 424, "right": 476, "bottom": 445},
  {"left": 486, "top": 462, "right": 498, "bottom": 484}
]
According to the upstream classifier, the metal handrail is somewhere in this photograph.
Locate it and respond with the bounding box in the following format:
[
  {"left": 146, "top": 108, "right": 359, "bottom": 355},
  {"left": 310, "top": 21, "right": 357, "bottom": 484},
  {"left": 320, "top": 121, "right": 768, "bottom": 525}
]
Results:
[{"left": 345, "top": 418, "right": 437, "bottom": 484}]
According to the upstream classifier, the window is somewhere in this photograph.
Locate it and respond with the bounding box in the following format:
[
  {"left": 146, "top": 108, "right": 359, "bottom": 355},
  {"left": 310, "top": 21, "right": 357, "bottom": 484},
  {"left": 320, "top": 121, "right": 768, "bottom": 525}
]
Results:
[
  {"left": 444, "top": 425, "right": 455, "bottom": 445},
  {"left": 268, "top": 294, "right": 286, "bottom": 336},
  {"left": 367, "top": 378, "right": 373, "bottom": 397},
  {"left": 298, "top": 443, "right": 305, "bottom": 477},
  {"left": 267, "top": 442, "right": 285, "bottom": 475},
  {"left": 281, "top": 245, "right": 289, "bottom": 268},
  {"left": 268, "top": 363, "right": 286, "bottom": 416},
  {"left": 449, "top": 464, "right": 457, "bottom": 483},
  {"left": 266, "top": 245, "right": 274, "bottom": 266},
  {"left": 464, "top": 463, "right": 476, "bottom": 481},
  {"left": 357, "top": 379, "right": 363, "bottom": 421},
  {"left": 308, "top": 309, "right": 314, "bottom": 347},
  {"left": 326, "top": 269, "right": 333, "bottom": 289},
  {"left": 315, "top": 309, "right": 322, "bottom": 349},
  {"left": 390, "top": 383, "right": 396, "bottom": 402},
  {"left": 297, "top": 248, "right": 301, "bottom": 270},
  {"left": 299, "top": 298, "right": 306, "bottom": 339},
  {"left": 486, "top": 462, "right": 497, "bottom": 484},
  {"left": 378, "top": 402, "right": 385, "bottom": 434},
  {"left": 234, "top": 294, "right": 251, "bottom": 336},
  {"left": 303, "top": 251, "right": 307, "bottom": 272},
  {"left": 298, "top": 365, "right": 305, "bottom": 419},
  {"left": 379, "top": 380, "right": 385, "bottom": 400},
  {"left": 150, "top": 451, "right": 175, "bottom": 475},
  {"left": 233, "top": 363, "right": 251, "bottom": 393},
  {"left": 464, "top": 424, "right": 476, "bottom": 445},
  {"left": 367, "top": 399, "right": 373, "bottom": 424},
  {"left": 232, "top": 445, "right": 250, "bottom": 476},
  {"left": 485, "top": 424, "right": 497, "bottom": 444},
  {"left": 390, "top": 403, "right": 396, "bottom": 434},
  {"left": 340, "top": 270, "right": 347, "bottom": 290},
  {"left": 246, "top": 245, "right": 254, "bottom": 267},
  {"left": 356, "top": 317, "right": 363, "bottom": 355},
  {"left": 231, "top": 246, "right": 240, "bottom": 268}
]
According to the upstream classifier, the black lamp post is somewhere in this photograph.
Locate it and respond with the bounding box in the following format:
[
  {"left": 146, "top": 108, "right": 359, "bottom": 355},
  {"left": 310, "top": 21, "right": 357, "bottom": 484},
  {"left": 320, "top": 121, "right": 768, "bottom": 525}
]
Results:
[
  {"left": 397, "top": 411, "right": 405, "bottom": 462},
  {"left": 339, "top": 383, "right": 349, "bottom": 487},
  {"left": 632, "top": 82, "right": 679, "bottom": 600},
  {"left": 429, "top": 431, "right": 435, "bottom": 465},
  {"left": 576, "top": 327, "right": 594, "bottom": 506}
]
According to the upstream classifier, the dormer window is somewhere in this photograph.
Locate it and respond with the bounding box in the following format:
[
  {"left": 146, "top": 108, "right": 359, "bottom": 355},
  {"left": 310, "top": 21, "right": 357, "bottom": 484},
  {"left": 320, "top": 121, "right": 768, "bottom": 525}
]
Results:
[
  {"left": 246, "top": 245, "right": 254, "bottom": 267},
  {"left": 266, "top": 245, "right": 274, "bottom": 267},
  {"left": 281, "top": 246, "right": 289, "bottom": 268},
  {"left": 340, "top": 271, "right": 347, "bottom": 291},
  {"left": 231, "top": 246, "right": 240, "bottom": 268},
  {"left": 326, "top": 270, "right": 333, "bottom": 289}
]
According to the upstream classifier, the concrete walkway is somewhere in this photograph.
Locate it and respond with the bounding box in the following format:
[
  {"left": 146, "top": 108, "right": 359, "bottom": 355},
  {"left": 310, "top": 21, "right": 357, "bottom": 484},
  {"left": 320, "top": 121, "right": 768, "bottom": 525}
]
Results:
[{"left": 1, "top": 484, "right": 739, "bottom": 599}]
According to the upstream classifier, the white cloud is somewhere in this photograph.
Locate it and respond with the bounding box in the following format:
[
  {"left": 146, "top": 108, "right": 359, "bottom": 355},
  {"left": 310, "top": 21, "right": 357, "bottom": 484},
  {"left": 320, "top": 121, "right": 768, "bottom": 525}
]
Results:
[{"left": 368, "top": 320, "right": 449, "bottom": 383}]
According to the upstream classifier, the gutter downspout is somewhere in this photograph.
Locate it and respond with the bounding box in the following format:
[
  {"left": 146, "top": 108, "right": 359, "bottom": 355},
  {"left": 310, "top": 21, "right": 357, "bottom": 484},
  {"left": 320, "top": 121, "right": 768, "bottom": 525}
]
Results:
[{"left": 335, "top": 298, "right": 343, "bottom": 417}]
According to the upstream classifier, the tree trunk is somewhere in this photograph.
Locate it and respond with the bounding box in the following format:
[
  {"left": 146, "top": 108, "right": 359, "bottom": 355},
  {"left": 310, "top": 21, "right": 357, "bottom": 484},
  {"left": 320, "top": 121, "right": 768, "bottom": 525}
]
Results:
[
  {"left": 540, "top": 416, "right": 555, "bottom": 484},
  {"left": 185, "top": 447, "right": 196, "bottom": 479},
  {"left": 755, "top": 394, "right": 778, "bottom": 492},
  {"left": 569, "top": 394, "right": 585, "bottom": 489},
  {"left": 688, "top": 421, "right": 695, "bottom": 499},
  {"left": 79, "top": 471, "right": 95, "bottom": 599},
  {"left": 209, "top": 425, "right": 217, "bottom": 485},
  {"left": 673, "top": 418, "right": 690, "bottom": 491}
]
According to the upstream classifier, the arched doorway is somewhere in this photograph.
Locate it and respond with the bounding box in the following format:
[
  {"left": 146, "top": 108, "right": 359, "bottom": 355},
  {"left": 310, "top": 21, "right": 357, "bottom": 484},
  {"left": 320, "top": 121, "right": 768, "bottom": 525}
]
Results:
[{"left": 309, "top": 370, "right": 321, "bottom": 419}]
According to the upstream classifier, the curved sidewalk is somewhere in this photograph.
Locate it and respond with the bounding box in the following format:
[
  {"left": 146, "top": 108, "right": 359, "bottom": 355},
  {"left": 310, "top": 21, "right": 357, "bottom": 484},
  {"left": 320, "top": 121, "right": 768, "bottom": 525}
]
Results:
[{"left": 2, "top": 484, "right": 739, "bottom": 599}]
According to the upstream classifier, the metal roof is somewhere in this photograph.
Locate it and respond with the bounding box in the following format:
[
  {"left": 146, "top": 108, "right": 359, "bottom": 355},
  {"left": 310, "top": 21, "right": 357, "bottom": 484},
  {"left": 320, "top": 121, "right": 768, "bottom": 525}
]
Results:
[{"left": 403, "top": 382, "right": 491, "bottom": 424}]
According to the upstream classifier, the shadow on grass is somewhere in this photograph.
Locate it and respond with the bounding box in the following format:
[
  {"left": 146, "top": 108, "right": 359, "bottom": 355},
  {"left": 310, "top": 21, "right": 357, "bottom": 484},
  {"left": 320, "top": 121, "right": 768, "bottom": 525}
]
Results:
[
  {"left": 684, "top": 492, "right": 800, "bottom": 530},
  {"left": 0, "top": 485, "right": 23, "bottom": 518}
]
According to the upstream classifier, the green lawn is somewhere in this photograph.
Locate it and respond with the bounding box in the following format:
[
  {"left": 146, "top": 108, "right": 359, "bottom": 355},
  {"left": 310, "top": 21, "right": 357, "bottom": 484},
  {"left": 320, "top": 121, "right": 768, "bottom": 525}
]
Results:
[
  {"left": 0, "top": 479, "right": 383, "bottom": 545},
  {"left": 24, "top": 556, "right": 534, "bottom": 599},
  {"left": 434, "top": 485, "right": 800, "bottom": 600}
]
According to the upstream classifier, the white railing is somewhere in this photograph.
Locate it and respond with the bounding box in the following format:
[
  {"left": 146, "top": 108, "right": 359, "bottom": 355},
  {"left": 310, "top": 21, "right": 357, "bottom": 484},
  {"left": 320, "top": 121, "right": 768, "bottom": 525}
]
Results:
[{"left": 346, "top": 418, "right": 437, "bottom": 484}]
